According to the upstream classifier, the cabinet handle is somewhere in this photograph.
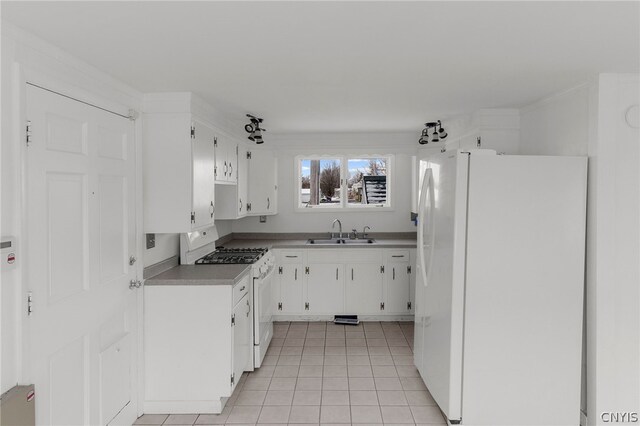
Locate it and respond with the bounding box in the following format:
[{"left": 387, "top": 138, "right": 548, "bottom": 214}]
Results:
[
  {"left": 392, "top": 255, "right": 405, "bottom": 258},
  {"left": 285, "top": 255, "right": 298, "bottom": 258},
  {"left": 267, "top": 197, "right": 270, "bottom": 210},
  {"left": 210, "top": 201, "right": 214, "bottom": 218},
  {"left": 393, "top": 267, "right": 395, "bottom": 280},
  {"left": 229, "top": 163, "right": 233, "bottom": 177},
  {"left": 295, "top": 268, "right": 297, "bottom": 281},
  {"left": 351, "top": 268, "right": 354, "bottom": 281},
  {"left": 239, "top": 198, "right": 243, "bottom": 212},
  {"left": 246, "top": 298, "right": 251, "bottom": 317},
  {"left": 224, "top": 161, "right": 228, "bottom": 176},
  {"left": 336, "top": 268, "right": 339, "bottom": 280},
  {"left": 240, "top": 286, "right": 246, "bottom": 292}
]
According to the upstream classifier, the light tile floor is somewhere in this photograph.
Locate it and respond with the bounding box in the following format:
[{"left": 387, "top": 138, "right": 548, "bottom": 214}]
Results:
[{"left": 134, "top": 321, "right": 446, "bottom": 426}]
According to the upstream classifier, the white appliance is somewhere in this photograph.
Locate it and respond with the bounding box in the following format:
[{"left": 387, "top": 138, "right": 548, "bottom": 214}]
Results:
[
  {"left": 180, "top": 227, "right": 275, "bottom": 368},
  {"left": 414, "top": 150, "right": 587, "bottom": 426}
]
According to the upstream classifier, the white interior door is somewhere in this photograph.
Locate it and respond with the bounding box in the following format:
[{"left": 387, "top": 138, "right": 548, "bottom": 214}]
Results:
[{"left": 25, "top": 84, "right": 139, "bottom": 426}]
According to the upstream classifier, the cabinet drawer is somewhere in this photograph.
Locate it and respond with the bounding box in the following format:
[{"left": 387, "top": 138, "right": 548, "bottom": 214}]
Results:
[
  {"left": 277, "top": 250, "right": 304, "bottom": 263},
  {"left": 385, "top": 250, "right": 410, "bottom": 263},
  {"left": 308, "top": 249, "right": 382, "bottom": 263},
  {"left": 233, "top": 275, "right": 250, "bottom": 306}
]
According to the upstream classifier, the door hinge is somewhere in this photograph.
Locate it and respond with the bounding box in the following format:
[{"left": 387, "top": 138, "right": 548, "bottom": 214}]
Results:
[
  {"left": 190, "top": 125, "right": 195, "bottom": 139},
  {"left": 305, "top": 302, "right": 309, "bottom": 311},
  {"left": 380, "top": 265, "right": 385, "bottom": 273},
  {"left": 278, "top": 302, "right": 283, "bottom": 311},
  {"left": 247, "top": 151, "right": 252, "bottom": 160},
  {"left": 477, "top": 136, "right": 482, "bottom": 148},
  {"left": 231, "top": 373, "right": 235, "bottom": 385},
  {"left": 247, "top": 203, "right": 252, "bottom": 212},
  {"left": 278, "top": 266, "right": 283, "bottom": 274},
  {"left": 407, "top": 266, "right": 412, "bottom": 274},
  {"left": 214, "top": 137, "right": 218, "bottom": 147},
  {"left": 25, "top": 120, "right": 32, "bottom": 146},
  {"left": 191, "top": 212, "right": 195, "bottom": 223},
  {"left": 231, "top": 314, "right": 235, "bottom": 326},
  {"left": 407, "top": 301, "right": 412, "bottom": 310},
  {"left": 27, "top": 291, "right": 33, "bottom": 315},
  {"left": 380, "top": 302, "right": 385, "bottom": 311},
  {"left": 214, "top": 165, "right": 217, "bottom": 178},
  {"left": 305, "top": 266, "right": 310, "bottom": 274}
]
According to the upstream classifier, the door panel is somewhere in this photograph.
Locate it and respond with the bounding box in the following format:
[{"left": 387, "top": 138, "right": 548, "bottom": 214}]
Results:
[
  {"left": 306, "top": 264, "right": 343, "bottom": 315},
  {"left": 280, "top": 264, "right": 303, "bottom": 313},
  {"left": 345, "top": 263, "right": 383, "bottom": 314},
  {"left": 419, "top": 151, "right": 469, "bottom": 422},
  {"left": 385, "top": 263, "right": 411, "bottom": 314},
  {"left": 192, "top": 122, "right": 215, "bottom": 229},
  {"left": 26, "top": 84, "right": 138, "bottom": 426}
]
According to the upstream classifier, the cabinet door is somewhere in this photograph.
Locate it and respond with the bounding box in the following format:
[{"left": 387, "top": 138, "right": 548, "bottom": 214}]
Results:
[
  {"left": 237, "top": 145, "right": 249, "bottom": 215},
  {"left": 248, "top": 150, "right": 277, "bottom": 215},
  {"left": 385, "top": 263, "right": 411, "bottom": 314},
  {"left": 227, "top": 141, "right": 238, "bottom": 184},
  {"left": 306, "top": 264, "right": 344, "bottom": 315},
  {"left": 345, "top": 263, "right": 383, "bottom": 314},
  {"left": 191, "top": 121, "right": 216, "bottom": 230},
  {"left": 279, "top": 264, "right": 304, "bottom": 314},
  {"left": 214, "top": 134, "right": 227, "bottom": 183},
  {"left": 233, "top": 294, "right": 251, "bottom": 392}
]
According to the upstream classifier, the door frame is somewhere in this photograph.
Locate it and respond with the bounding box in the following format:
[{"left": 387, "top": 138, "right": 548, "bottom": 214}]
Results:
[{"left": 13, "top": 61, "right": 145, "bottom": 419}]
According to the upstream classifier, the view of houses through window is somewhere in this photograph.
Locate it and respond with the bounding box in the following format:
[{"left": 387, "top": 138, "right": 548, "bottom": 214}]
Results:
[{"left": 299, "top": 156, "right": 389, "bottom": 208}]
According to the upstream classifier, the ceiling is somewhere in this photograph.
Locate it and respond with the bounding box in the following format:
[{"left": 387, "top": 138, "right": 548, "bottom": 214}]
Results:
[{"left": 2, "top": 1, "right": 639, "bottom": 133}]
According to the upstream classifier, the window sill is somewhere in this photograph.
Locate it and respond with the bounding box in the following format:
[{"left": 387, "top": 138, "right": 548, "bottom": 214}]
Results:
[{"left": 295, "top": 206, "right": 395, "bottom": 213}]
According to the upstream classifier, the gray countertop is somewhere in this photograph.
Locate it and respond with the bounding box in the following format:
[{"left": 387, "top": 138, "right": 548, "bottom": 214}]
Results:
[
  {"left": 145, "top": 264, "right": 251, "bottom": 286},
  {"left": 219, "top": 238, "right": 417, "bottom": 249}
]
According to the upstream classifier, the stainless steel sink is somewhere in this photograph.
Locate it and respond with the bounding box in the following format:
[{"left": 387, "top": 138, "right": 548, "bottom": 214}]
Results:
[
  {"left": 341, "top": 239, "right": 376, "bottom": 245},
  {"left": 307, "top": 238, "right": 342, "bottom": 245},
  {"left": 306, "top": 238, "right": 376, "bottom": 245}
]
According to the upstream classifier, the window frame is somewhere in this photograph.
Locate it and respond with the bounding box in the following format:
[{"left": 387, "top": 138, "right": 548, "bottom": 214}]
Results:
[{"left": 295, "top": 154, "right": 394, "bottom": 212}]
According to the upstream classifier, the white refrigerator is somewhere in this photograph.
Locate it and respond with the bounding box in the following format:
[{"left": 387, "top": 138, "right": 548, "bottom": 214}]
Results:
[{"left": 414, "top": 150, "right": 587, "bottom": 426}]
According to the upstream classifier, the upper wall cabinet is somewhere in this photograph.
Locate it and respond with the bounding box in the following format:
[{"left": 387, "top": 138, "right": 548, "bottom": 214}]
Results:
[
  {"left": 215, "top": 142, "right": 249, "bottom": 220},
  {"left": 215, "top": 135, "right": 238, "bottom": 184},
  {"left": 247, "top": 149, "right": 278, "bottom": 216},
  {"left": 143, "top": 93, "right": 220, "bottom": 233}
]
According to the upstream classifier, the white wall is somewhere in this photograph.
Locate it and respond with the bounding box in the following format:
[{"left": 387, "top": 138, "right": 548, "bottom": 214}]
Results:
[
  {"left": 519, "top": 75, "right": 640, "bottom": 425},
  {"left": 0, "top": 23, "right": 143, "bottom": 393},
  {"left": 232, "top": 132, "right": 419, "bottom": 234}
]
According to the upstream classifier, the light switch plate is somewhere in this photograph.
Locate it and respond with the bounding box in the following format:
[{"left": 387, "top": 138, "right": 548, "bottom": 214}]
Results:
[
  {"left": 259, "top": 215, "right": 267, "bottom": 223},
  {"left": 146, "top": 233, "right": 156, "bottom": 249}
]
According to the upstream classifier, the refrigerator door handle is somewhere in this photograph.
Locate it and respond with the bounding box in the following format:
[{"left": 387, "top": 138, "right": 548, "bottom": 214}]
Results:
[{"left": 418, "top": 169, "right": 435, "bottom": 287}]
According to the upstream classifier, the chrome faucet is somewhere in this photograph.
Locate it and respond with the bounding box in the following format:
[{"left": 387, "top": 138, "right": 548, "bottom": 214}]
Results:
[
  {"left": 362, "top": 226, "right": 371, "bottom": 239},
  {"left": 332, "top": 219, "right": 343, "bottom": 239}
]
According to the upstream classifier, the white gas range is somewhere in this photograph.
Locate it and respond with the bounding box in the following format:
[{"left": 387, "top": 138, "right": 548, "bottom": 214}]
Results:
[{"left": 180, "top": 226, "right": 275, "bottom": 368}]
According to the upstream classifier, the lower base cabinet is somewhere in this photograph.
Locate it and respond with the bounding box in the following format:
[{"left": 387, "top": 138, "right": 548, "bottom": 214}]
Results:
[
  {"left": 144, "top": 273, "right": 252, "bottom": 414},
  {"left": 273, "top": 248, "right": 415, "bottom": 319}
]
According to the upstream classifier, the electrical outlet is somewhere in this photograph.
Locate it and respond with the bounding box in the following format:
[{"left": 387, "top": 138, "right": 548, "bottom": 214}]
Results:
[
  {"left": 146, "top": 233, "right": 156, "bottom": 249},
  {"left": 259, "top": 215, "right": 267, "bottom": 223}
]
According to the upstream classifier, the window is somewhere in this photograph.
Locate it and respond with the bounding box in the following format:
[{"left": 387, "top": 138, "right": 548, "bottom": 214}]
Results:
[{"left": 297, "top": 155, "right": 391, "bottom": 210}]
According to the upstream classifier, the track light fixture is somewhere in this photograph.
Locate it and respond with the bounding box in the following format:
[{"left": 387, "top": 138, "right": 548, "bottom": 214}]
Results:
[
  {"left": 418, "top": 120, "right": 448, "bottom": 145},
  {"left": 245, "top": 114, "right": 266, "bottom": 144}
]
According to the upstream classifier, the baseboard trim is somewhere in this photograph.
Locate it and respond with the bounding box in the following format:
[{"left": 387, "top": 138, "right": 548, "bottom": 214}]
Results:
[
  {"left": 273, "top": 314, "right": 414, "bottom": 322},
  {"left": 143, "top": 399, "right": 222, "bottom": 414}
]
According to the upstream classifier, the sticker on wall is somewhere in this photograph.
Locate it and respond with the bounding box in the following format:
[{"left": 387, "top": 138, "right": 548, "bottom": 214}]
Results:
[{"left": 625, "top": 104, "right": 639, "bottom": 129}]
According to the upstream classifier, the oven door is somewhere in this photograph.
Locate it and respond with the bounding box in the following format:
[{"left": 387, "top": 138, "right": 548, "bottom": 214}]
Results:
[{"left": 254, "top": 264, "right": 275, "bottom": 368}]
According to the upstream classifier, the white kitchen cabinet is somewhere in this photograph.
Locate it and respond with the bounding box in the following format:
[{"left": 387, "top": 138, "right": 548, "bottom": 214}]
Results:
[
  {"left": 346, "top": 262, "right": 384, "bottom": 314},
  {"left": 144, "top": 272, "right": 252, "bottom": 414},
  {"left": 383, "top": 250, "right": 412, "bottom": 314},
  {"left": 215, "top": 135, "right": 238, "bottom": 184},
  {"left": 272, "top": 248, "right": 414, "bottom": 319},
  {"left": 215, "top": 142, "right": 249, "bottom": 219},
  {"left": 232, "top": 292, "right": 251, "bottom": 388},
  {"left": 247, "top": 149, "right": 278, "bottom": 215},
  {"left": 306, "top": 263, "right": 344, "bottom": 315},
  {"left": 143, "top": 113, "right": 216, "bottom": 233},
  {"left": 276, "top": 251, "right": 305, "bottom": 314}
]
